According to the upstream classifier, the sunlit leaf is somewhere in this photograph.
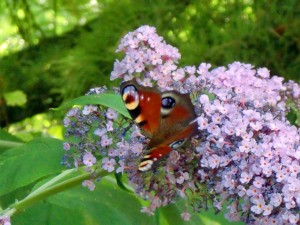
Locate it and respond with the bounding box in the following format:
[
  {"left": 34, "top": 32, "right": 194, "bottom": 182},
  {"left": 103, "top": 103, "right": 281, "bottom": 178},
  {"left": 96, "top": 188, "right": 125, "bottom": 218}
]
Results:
[
  {"left": 53, "top": 93, "right": 130, "bottom": 118},
  {"left": 161, "top": 199, "right": 244, "bottom": 225},
  {"left": 3, "top": 90, "right": 27, "bottom": 107},
  {"left": 0, "top": 128, "right": 23, "bottom": 150},
  {"left": 0, "top": 138, "right": 64, "bottom": 196},
  {"left": 12, "top": 202, "right": 86, "bottom": 225},
  {"left": 12, "top": 177, "right": 155, "bottom": 225},
  {"left": 160, "top": 204, "right": 198, "bottom": 225}
]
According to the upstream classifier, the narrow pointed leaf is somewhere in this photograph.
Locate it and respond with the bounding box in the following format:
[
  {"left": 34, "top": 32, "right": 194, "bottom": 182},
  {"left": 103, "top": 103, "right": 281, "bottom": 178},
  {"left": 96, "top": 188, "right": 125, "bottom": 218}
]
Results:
[{"left": 53, "top": 93, "right": 130, "bottom": 118}]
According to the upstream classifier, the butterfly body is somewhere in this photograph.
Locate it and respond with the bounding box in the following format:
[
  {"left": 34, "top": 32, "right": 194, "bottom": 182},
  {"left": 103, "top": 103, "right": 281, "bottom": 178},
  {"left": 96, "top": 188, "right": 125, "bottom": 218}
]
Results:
[{"left": 120, "top": 79, "right": 197, "bottom": 171}]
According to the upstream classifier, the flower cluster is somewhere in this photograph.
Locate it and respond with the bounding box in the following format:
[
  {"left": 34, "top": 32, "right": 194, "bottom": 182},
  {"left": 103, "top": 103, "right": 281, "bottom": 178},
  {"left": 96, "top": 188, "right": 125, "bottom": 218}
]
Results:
[
  {"left": 62, "top": 86, "right": 123, "bottom": 190},
  {"left": 195, "top": 62, "right": 300, "bottom": 224},
  {"left": 111, "top": 25, "right": 188, "bottom": 89},
  {"left": 0, "top": 216, "right": 11, "bottom": 225},
  {"left": 62, "top": 86, "right": 151, "bottom": 190},
  {"left": 64, "top": 26, "right": 300, "bottom": 224}
]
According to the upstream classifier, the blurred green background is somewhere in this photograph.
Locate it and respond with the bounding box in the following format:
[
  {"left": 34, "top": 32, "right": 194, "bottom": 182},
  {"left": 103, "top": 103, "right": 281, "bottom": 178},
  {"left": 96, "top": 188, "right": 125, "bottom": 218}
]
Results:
[
  {"left": 0, "top": 0, "right": 299, "bottom": 133},
  {"left": 0, "top": 1, "right": 299, "bottom": 224}
]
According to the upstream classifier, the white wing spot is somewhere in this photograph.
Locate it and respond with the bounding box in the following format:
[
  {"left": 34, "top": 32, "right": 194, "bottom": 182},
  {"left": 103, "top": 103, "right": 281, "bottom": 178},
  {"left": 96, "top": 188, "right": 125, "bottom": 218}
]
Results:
[{"left": 138, "top": 160, "right": 153, "bottom": 171}]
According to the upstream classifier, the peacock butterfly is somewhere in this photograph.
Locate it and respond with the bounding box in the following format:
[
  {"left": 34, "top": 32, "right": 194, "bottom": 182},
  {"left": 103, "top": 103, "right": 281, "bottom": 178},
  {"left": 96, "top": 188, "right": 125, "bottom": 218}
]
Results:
[{"left": 120, "top": 79, "right": 197, "bottom": 171}]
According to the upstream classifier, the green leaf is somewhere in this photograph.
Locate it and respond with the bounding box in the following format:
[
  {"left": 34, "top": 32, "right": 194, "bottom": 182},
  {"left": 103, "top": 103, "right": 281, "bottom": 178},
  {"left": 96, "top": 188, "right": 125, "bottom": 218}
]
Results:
[
  {"left": 12, "top": 202, "right": 86, "bottom": 225},
  {"left": 201, "top": 90, "right": 215, "bottom": 101},
  {"left": 160, "top": 200, "right": 244, "bottom": 225},
  {"left": 3, "top": 90, "right": 27, "bottom": 107},
  {"left": 12, "top": 177, "right": 156, "bottom": 225},
  {"left": 0, "top": 128, "right": 23, "bottom": 151},
  {"left": 287, "top": 108, "right": 297, "bottom": 126},
  {"left": 0, "top": 128, "right": 22, "bottom": 142},
  {"left": 160, "top": 203, "right": 204, "bottom": 225},
  {"left": 199, "top": 207, "right": 244, "bottom": 225},
  {"left": 53, "top": 93, "right": 130, "bottom": 118},
  {"left": 160, "top": 204, "right": 191, "bottom": 225},
  {"left": 0, "top": 138, "right": 64, "bottom": 197}
]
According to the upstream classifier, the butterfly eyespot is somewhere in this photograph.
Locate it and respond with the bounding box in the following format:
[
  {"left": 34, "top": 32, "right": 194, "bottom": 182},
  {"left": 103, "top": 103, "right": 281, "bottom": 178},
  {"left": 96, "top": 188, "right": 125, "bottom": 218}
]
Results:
[
  {"left": 161, "top": 97, "right": 176, "bottom": 109},
  {"left": 169, "top": 139, "right": 186, "bottom": 149},
  {"left": 122, "top": 85, "right": 139, "bottom": 110}
]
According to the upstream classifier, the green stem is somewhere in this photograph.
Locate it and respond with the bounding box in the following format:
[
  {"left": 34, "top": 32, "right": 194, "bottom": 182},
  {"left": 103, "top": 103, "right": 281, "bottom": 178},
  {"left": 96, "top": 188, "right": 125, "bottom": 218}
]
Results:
[
  {"left": 0, "top": 140, "right": 23, "bottom": 148},
  {"left": 26, "top": 168, "right": 75, "bottom": 198},
  {"left": 2, "top": 169, "right": 109, "bottom": 217}
]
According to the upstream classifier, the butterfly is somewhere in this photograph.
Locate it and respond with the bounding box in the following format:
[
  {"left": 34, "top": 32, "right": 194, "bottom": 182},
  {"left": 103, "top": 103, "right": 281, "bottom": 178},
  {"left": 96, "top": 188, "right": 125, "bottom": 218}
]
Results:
[{"left": 120, "top": 79, "right": 198, "bottom": 171}]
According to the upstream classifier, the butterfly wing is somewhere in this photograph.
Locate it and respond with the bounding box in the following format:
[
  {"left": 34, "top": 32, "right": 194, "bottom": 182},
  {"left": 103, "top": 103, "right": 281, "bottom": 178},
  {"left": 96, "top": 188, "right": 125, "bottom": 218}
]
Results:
[
  {"left": 138, "top": 145, "right": 172, "bottom": 171},
  {"left": 120, "top": 79, "right": 161, "bottom": 137},
  {"left": 149, "top": 91, "right": 197, "bottom": 147},
  {"left": 138, "top": 91, "right": 198, "bottom": 171},
  {"left": 120, "top": 79, "right": 197, "bottom": 172}
]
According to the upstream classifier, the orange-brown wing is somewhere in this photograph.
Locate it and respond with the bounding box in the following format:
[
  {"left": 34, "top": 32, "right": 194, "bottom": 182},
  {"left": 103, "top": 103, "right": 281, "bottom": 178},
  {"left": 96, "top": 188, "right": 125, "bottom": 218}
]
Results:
[
  {"left": 121, "top": 79, "right": 198, "bottom": 172},
  {"left": 120, "top": 79, "right": 161, "bottom": 137},
  {"left": 139, "top": 122, "right": 197, "bottom": 172},
  {"left": 138, "top": 145, "right": 172, "bottom": 171},
  {"left": 149, "top": 91, "right": 197, "bottom": 148},
  {"left": 139, "top": 91, "right": 198, "bottom": 171}
]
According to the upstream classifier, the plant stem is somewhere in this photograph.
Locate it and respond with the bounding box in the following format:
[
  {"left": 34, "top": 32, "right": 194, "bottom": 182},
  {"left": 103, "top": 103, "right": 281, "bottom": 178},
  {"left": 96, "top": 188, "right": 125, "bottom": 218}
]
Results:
[{"left": 26, "top": 168, "right": 75, "bottom": 198}]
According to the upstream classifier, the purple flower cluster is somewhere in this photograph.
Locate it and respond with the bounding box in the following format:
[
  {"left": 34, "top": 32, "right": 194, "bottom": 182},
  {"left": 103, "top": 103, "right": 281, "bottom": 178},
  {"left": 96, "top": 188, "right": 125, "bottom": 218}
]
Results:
[
  {"left": 62, "top": 86, "right": 125, "bottom": 184},
  {"left": 0, "top": 216, "right": 11, "bottom": 225},
  {"left": 63, "top": 86, "right": 149, "bottom": 186},
  {"left": 64, "top": 26, "right": 300, "bottom": 224},
  {"left": 111, "top": 25, "right": 182, "bottom": 89},
  {"left": 195, "top": 62, "right": 300, "bottom": 224}
]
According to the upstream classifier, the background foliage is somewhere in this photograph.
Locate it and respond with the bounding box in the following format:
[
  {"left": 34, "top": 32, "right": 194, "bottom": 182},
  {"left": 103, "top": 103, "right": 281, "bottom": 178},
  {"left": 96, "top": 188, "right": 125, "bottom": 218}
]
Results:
[
  {"left": 0, "top": 0, "right": 299, "bottom": 224},
  {"left": 0, "top": 0, "right": 299, "bottom": 127}
]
